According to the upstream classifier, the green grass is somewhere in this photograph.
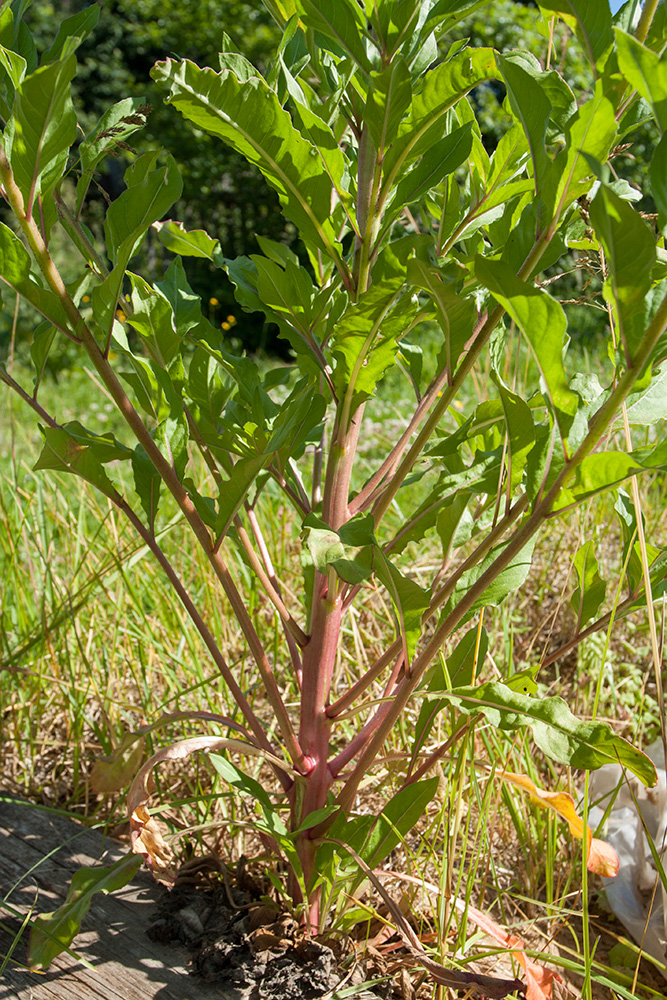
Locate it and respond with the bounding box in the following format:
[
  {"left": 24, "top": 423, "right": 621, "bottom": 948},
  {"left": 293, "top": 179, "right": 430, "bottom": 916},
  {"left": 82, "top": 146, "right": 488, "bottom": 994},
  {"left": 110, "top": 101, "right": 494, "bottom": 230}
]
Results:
[{"left": 1, "top": 354, "right": 667, "bottom": 998}]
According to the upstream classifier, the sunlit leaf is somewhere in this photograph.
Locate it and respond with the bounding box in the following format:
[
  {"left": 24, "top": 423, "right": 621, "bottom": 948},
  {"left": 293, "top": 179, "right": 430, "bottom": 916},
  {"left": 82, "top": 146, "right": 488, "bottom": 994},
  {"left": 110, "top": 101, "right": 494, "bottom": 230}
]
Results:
[
  {"left": 152, "top": 58, "right": 343, "bottom": 266},
  {"left": 28, "top": 854, "right": 142, "bottom": 970},
  {"left": 445, "top": 682, "right": 656, "bottom": 784}
]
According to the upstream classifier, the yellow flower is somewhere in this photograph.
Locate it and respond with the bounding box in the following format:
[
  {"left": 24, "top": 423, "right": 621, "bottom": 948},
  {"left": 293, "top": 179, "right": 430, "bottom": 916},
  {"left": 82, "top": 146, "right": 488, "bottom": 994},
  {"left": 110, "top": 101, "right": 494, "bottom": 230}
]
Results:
[
  {"left": 226, "top": 315, "right": 237, "bottom": 325},
  {"left": 209, "top": 296, "right": 219, "bottom": 306},
  {"left": 116, "top": 310, "right": 126, "bottom": 322},
  {"left": 221, "top": 321, "right": 231, "bottom": 331},
  {"left": 82, "top": 295, "right": 90, "bottom": 303}
]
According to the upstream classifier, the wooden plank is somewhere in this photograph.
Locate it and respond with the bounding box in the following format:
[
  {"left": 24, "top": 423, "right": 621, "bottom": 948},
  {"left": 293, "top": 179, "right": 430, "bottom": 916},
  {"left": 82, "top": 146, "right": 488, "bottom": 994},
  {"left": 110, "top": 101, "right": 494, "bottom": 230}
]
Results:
[{"left": 0, "top": 796, "right": 228, "bottom": 1000}]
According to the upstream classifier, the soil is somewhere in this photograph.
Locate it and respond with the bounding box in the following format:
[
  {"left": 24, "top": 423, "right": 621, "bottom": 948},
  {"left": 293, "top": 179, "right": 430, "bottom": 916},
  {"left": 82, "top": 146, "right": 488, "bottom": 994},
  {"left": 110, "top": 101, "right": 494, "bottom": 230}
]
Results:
[{"left": 145, "top": 855, "right": 389, "bottom": 1000}]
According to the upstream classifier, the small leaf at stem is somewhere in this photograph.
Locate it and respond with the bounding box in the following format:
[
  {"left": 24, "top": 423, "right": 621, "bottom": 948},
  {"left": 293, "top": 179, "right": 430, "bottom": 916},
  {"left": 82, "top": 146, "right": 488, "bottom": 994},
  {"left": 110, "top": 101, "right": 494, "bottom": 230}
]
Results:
[{"left": 28, "top": 854, "right": 142, "bottom": 970}]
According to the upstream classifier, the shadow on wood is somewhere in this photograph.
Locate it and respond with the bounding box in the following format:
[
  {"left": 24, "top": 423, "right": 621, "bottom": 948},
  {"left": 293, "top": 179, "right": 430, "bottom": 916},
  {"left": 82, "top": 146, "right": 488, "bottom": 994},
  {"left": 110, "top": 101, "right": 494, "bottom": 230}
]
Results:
[{"left": 0, "top": 796, "right": 225, "bottom": 999}]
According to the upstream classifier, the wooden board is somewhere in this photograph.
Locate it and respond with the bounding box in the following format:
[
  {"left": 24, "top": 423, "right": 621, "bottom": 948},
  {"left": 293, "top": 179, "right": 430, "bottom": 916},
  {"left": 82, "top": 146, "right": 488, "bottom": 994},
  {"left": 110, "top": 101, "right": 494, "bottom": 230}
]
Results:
[{"left": 0, "top": 796, "right": 227, "bottom": 1000}]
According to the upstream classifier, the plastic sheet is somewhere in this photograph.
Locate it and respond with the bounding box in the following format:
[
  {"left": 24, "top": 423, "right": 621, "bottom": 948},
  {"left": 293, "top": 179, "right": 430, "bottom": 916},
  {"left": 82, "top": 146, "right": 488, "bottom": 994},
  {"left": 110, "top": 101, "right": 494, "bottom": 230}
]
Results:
[{"left": 588, "top": 739, "right": 667, "bottom": 980}]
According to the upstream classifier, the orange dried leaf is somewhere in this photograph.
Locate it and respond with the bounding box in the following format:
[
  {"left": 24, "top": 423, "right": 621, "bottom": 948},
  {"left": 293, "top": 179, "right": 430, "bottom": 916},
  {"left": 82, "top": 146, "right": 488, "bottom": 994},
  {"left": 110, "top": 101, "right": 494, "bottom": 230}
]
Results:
[{"left": 500, "top": 771, "right": 619, "bottom": 876}]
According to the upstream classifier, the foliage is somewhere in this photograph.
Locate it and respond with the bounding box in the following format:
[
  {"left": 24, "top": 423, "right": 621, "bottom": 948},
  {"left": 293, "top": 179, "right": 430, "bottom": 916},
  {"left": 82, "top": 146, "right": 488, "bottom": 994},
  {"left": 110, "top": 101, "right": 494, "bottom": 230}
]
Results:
[{"left": 0, "top": 0, "right": 666, "bottom": 995}]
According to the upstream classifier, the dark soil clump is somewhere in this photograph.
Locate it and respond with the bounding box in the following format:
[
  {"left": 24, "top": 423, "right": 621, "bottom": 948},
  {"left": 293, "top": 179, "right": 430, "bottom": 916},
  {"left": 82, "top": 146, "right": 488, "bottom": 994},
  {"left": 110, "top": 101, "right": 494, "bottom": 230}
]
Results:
[{"left": 146, "top": 856, "right": 384, "bottom": 1000}]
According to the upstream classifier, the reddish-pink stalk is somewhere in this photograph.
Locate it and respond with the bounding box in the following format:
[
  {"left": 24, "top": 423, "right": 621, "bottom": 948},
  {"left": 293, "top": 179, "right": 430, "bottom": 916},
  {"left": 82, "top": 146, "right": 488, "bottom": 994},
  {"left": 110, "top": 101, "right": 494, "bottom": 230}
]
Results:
[{"left": 333, "top": 287, "right": 667, "bottom": 817}]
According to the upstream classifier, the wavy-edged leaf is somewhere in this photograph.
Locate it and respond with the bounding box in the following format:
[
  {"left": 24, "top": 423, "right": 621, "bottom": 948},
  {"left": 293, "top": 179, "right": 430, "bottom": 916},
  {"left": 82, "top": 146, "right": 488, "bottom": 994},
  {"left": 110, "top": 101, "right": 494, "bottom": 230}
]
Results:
[
  {"left": 28, "top": 854, "right": 142, "bottom": 970},
  {"left": 408, "top": 259, "right": 475, "bottom": 376},
  {"left": 589, "top": 184, "right": 656, "bottom": 363},
  {"left": 571, "top": 539, "right": 606, "bottom": 628},
  {"left": 536, "top": 0, "right": 613, "bottom": 72},
  {"left": 4, "top": 54, "right": 77, "bottom": 222},
  {"left": 374, "top": 549, "right": 430, "bottom": 664},
  {"left": 332, "top": 282, "right": 414, "bottom": 414},
  {"left": 382, "top": 47, "right": 497, "bottom": 187},
  {"left": 476, "top": 257, "right": 577, "bottom": 436},
  {"left": 445, "top": 682, "right": 656, "bottom": 784},
  {"left": 616, "top": 28, "right": 667, "bottom": 133},
  {"left": 151, "top": 59, "right": 343, "bottom": 266},
  {"left": 34, "top": 424, "right": 120, "bottom": 497},
  {"left": 153, "top": 219, "right": 222, "bottom": 261},
  {"left": 295, "top": 0, "right": 372, "bottom": 72},
  {"left": 127, "top": 273, "right": 179, "bottom": 368},
  {"left": 42, "top": 3, "right": 100, "bottom": 62},
  {"left": 0, "top": 221, "right": 70, "bottom": 331}
]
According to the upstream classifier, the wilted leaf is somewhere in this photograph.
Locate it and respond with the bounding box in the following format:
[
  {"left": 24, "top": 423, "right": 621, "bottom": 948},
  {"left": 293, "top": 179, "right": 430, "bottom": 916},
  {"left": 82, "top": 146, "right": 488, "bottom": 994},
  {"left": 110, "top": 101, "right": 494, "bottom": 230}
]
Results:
[
  {"left": 500, "top": 771, "right": 619, "bottom": 877},
  {"left": 91, "top": 732, "right": 145, "bottom": 795}
]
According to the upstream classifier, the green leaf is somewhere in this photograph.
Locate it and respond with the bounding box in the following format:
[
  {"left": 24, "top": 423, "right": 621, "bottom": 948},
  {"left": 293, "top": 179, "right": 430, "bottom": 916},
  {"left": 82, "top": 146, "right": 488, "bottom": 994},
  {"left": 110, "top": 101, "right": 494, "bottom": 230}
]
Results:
[
  {"left": 295, "top": 0, "right": 371, "bottom": 72},
  {"left": 571, "top": 539, "right": 606, "bottom": 627},
  {"left": 391, "top": 123, "right": 473, "bottom": 216},
  {"left": 361, "top": 779, "right": 439, "bottom": 870},
  {"left": 0, "top": 222, "right": 71, "bottom": 332},
  {"left": 365, "top": 57, "right": 412, "bottom": 152},
  {"left": 650, "top": 133, "right": 667, "bottom": 230},
  {"left": 251, "top": 255, "right": 329, "bottom": 378},
  {"left": 94, "top": 154, "right": 182, "bottom": 338},
  {"left": 550, "top": 85, "right": 617, "bottom": 219},
  {"left": 495, "top": 376, "right": 536, "bottom": 491},
  {"left": 332, "top": 282, "right": 414, "bottom": 414},
  {"left": 0, "top": 43, "right": 26, "bottom": 120},
  {"left": 105, "top": 153, "right": 183, "bottom": 267},
  {"left": 42, "top": 3, "right": 100, "bottom": 62},
  {"left": 4, "top": 55, "right": 77, "bottom": 227},
  {"left": 34, "top": 425, "right": 119, "bottom": 497},
  {"left": 412, "top": 627, "right": 486, "bottom": 769},
  {"left": 154, "top": 220, "right": 222, "bottom": 261},
  {"left": 156, "top": 257, "right": 202, "bottom": 340},
  {"left": 155, "top": 412, "right": 189, "bottom": 482},
  {"left": 28, "top": 854, "right": 142, "bottom": 970},
  {"left": 328, "top": 779, "right": 439, "bottom": 874},
  {"left": 216, "top": 454, "right": 269, "bottom": 539},
  {"left": 497, "top": 53, "right": 552, "bottom": 196},
  {"left": 382, "top": 47, "right": 497, "bottom": 185},
  {"left": 132, "top": 445, "right": 161, "bottom": 531},
  {"left": 374, "top": 549, "right": 430, "bottom": 664},
  {"left": 475, "top": 257, "right": 578, "bottom": 436},
  {"left": 616, "top": 29, "right": 667, "bottom": 133},
  {"left": 151, "top": 59, "right": 342, "bottom": 266},
  {"left": 407, "top": 259, "right": 475, "bottom": 375},
  {"left": 553, "top": 448, "right": 667, "bottom": 511},
  {"left": 77, "top": 98, "right": 149, "bottom": 205},
  {"left": 29, "top": 320, "right": 56, "bottom": 389},
  {"left": 446, "top": 682, "right": 656, "bottom": 784},
  {"left": 589, "top": 184, "right": 656, "bottom": 363},
  {"left": 127, "top": 273, "right": 179, "bottom": 368},
  {"left": 625, "top": 363, "right": 667, "bottom": 425},
  {"left": 537, "top": 1, "right": 613, "bottom": 72}
]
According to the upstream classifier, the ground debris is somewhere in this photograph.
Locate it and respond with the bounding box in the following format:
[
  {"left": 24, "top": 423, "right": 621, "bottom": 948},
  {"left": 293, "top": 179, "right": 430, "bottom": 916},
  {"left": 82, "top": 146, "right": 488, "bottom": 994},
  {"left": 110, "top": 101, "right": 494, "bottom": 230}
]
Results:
[{"left": 146, "top": 858, "right": 388, "bottom": 1000}]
